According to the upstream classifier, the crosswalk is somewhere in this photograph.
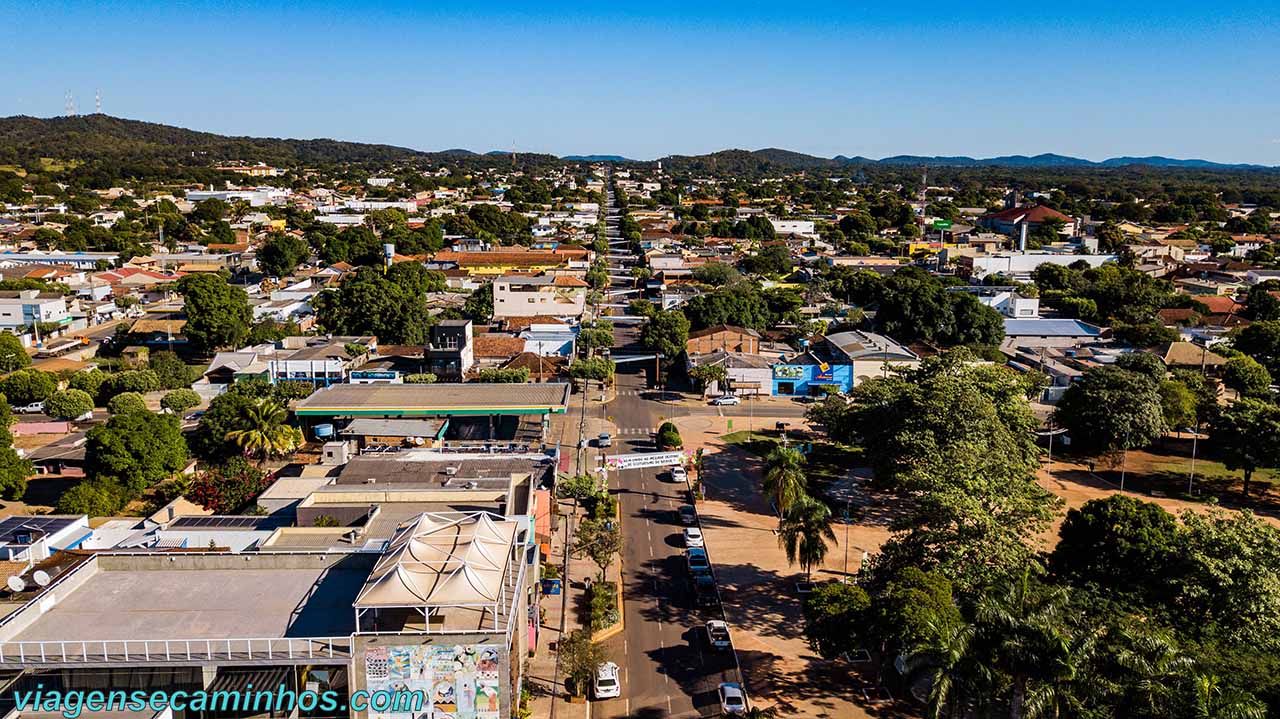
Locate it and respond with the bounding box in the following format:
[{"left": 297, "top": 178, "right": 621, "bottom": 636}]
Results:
[{"left": 615, "top": 427, "right": 654, "bottom": 436}]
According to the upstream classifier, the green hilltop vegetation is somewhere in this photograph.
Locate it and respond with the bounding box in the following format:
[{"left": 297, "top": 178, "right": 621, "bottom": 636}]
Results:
[{"left": 0, "top": 114, "right": 564, "bottom": 184}]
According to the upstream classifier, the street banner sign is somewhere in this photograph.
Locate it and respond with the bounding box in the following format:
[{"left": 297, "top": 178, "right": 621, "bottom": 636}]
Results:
[{"left": 605, "top": 451, "right": 686, "bottom": 470}]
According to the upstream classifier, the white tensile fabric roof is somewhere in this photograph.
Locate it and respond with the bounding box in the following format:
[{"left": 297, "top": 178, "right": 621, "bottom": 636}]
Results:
[{"left": 354, "top": 512, "right": 519, "bottom": 608}]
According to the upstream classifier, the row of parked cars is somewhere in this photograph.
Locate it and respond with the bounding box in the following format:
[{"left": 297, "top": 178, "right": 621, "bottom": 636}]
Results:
[{"left": 677, "top": 481, "right": 752, "bottom": 715}]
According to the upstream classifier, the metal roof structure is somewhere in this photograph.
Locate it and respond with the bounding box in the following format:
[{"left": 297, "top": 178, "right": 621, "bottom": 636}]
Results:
[
  {"left": 353, "top": 512, "right": 526, "bottom": 634},
  {"left": 295, "top": 382, "right": 571, "bottom": 417},
  {"left": 1003, "top": 318, "right": 1103, "bottom": 338}
]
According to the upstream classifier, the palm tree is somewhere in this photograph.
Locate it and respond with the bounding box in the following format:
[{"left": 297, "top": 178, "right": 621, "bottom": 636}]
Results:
[
  {"left": 907, "top": 618, "right": 977, "bottom": 719},
  {"left": 1114, "top": 627, "right": 1193, "bottom": 716},
  {"left": 225, "top": 399, "right": 304, "bottom": 464},
  {"left": 777, "top": 496, "right": 836, "bottom": 583},
  {"left": 763, "top": 447, "right": 808, "bottom": 514},
  {"left": 1190, "top": 675, "right": 1266, "bottom": 719},
  {"left": 973, "top": 570, "right": 1074, "bottom": 719}
]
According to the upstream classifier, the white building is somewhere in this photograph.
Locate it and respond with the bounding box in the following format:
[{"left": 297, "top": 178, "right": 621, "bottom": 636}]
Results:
[
  {"left": 769, "top": 219, "right": 817, "bottom": 238},
  {"left": 186, "top": 187, "right": 289, "bottom": 207},
  {"left": 493, "top": 274, "right": 589, "bottom": 319},
  {"left": 963, "top": 252, "right": 1115, "bottom": 281},
  {"left": 0, "top": 290, "right": 70, "bottom": 331}
]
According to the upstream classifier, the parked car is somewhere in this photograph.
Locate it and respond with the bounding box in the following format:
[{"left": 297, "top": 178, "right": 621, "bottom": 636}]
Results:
[
  {"left": 683, "top": 527, "right": 704, "bottom": 548},
  {"left": 677, "top": 504, "right": 697, "bottom": 526},
  {"left": 593, "top": 661, "right": 621, "bottom": 699},
  {"left": 597, "top": 433, "right": 612, "bottom": 448},
  {"left": 710, "top": 395, "right": 740, "bottom": 406},
  {"left": 719, "top": 683, "right": 747, "bottom": 715},
  {"left": 705, "top": 620, "right": 732, "bottom": 650},
  {"left": 685, "top": 547, "right": 711, "bottom": 576},
  {"left": 670, "top": 465, "right": 687, "bottom": 483},
  {"left": 692, "top": 574, "right": 719, "bottom": 607},
  {"left": 15, "top": 402, "right": 44, "bottom": 414}
]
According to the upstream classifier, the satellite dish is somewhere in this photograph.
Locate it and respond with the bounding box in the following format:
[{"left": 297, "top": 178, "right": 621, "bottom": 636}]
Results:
[
  {"left": 6, "top": 576, "right": 26, "bottom": 593},
  {"left": 32, "top": 570, "right": 50, "bottom": 587}
]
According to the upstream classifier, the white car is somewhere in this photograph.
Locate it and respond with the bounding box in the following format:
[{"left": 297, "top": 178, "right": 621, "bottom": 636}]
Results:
[
  {"left": 719, "top": 683, "right": 747, "bottom": 715},
  {"left": 15, "top": 402, "right": 44, "bottom": 414},
  {"left": 684, "top": 527, "right": 704, "bottom": 548},
  {"left": 593, "top": 661, "right": 620, "bottom": 699},
  {"left": 670, "top": 465, "right": 688, "bottom": 483},
  {"left": 710, "top": 395, "right": 741, "bottom": 406}
]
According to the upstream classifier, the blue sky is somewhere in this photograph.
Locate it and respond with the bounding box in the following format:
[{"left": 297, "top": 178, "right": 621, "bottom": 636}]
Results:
[{"left": 2, "top": 1, "right": 1278, "bottom": 163}]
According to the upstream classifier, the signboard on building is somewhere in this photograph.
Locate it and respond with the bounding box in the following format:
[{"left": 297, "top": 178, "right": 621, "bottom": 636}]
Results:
[
  {"left": 773, "top": 365, "right": 804, "bottom": 380},
  {"left": 604, "top": 451, "right": 686, "bottom": 471},
  {"left": 351, "top": 370, "right": 402, "bottom": 384}
]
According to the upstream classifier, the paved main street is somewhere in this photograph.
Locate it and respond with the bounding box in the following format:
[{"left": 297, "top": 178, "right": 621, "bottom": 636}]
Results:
[{"left": 593, "top": 182, "right": 741, "bottom": 718}]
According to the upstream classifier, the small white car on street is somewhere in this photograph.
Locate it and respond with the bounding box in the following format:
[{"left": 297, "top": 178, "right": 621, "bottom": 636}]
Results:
[
  {"left": 705, "top": 620, "right": 732, "bottom": 650},
  {"left": 683, "top": 527, "right": 704, "bottom": 548},
  {"left": 15, "top": 402, "right": 44, "bottom": 414},
  {"left": 593, "top": 661, "right": 620, "bottom": 699},
  {"left": 719, "top": 683, "right": 747, "bottom": 715},
  {"left": 670, "top": 465, "right": 687, "bottom": 483},
  {"left": 710, "top": 395, "right": 741, "bottom": 406}
]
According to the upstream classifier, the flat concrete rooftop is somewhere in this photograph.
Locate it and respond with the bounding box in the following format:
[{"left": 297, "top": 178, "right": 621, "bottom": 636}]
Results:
[{"left": 4, "top": 554, "right": 372, "bottom": 644}]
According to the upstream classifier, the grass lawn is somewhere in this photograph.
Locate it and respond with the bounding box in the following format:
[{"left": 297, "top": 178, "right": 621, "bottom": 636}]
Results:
[
  {"left": 722, "top": 429, "right": 864, "bottom": 498},
  {"left": 1079, "top": 441, "right": 1280, "bottom": 511}
]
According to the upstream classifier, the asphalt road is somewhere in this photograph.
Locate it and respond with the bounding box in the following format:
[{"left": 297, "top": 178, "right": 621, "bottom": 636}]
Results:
[{"left": 590, "top": 184, "right": 739, "bottom": 718}]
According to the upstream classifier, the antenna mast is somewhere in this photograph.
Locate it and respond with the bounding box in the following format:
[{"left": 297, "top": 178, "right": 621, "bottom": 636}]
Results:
[
  {"left": 95, "top": 89, "right": 102, "bottom": 114},
  {"left": 64, "top": 91, "right": 76, "bottom": 116}
]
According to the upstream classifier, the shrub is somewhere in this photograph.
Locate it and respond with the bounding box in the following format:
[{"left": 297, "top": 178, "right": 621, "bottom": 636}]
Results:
[
  {"left": 476, "top": 367, "right": 529, "bottom": 383},
  {"left": 46, "top": 389, "right": 94, "bottom": 420},
  {"left": 588, "top": 581, "right": 620, "bottom": 631},
  {"left": 656, "top": 421, "right": 683, "bottom": 450},
  {"left": 56, "top": 480, "right": 122, "bottom": 516},
  {"left": 160, "top": 388, "right": 201, "bottom": 414},
  {"left": 275, "top": 379, "right": 317, "bottom": 400},
  {"left": 107, "top": 392, "right": 148, "bottom": 415},
  {"left": 404, "top": 373, "right": 438, "bottom": 384},
  {"left": 98, "top": 369, "right": 161, "bottom": 403},
  {"left": 557, "top": 473, "right": 598, "bottom": 500},
  {"left": 69, "top": 368, "right": 107, "bottom": 398},
  {"left": 188, "top": 457, "right": 273, "bottom": 513}
]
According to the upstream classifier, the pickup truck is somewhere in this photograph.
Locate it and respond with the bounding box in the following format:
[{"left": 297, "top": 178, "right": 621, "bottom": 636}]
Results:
[{"left": 705, "top": 620, "right": 731, "bottom": 650}]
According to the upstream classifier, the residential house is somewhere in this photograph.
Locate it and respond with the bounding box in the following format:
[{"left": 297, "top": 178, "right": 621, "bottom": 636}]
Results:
[{"left": 425, "top": 320, "right": 475, "bottom": 380}]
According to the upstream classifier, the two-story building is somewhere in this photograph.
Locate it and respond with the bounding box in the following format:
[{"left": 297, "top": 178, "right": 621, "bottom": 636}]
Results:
[
  {"left": 0, "top": 290, "right": 70, "bottom": 332},
  {"left": 492, "top": 275, "right": 588, "bottom": 320}
]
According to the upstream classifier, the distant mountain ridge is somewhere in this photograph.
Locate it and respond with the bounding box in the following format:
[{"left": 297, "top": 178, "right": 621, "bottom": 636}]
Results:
[
  {"left": 0, "top": 114, "right": 1271, "bottom": 171},
  {"left": 708, "top": 149, "right": 1275, "bottom": 170}
]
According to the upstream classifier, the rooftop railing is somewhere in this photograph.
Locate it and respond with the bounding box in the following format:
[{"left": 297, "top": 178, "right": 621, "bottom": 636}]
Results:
[{"left": 0, "top": 636, "right": 352, "bottom": 665}]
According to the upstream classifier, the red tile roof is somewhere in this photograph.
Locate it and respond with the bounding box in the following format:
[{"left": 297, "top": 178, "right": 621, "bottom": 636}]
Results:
[{"left": 981, "top": 205, "right": 1071, "bottom": 223}]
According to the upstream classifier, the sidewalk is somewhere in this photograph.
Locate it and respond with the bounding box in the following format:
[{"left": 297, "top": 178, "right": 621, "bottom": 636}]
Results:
[
  {"left": 672, "top": 415, "right": 875, "bottom": 719},
  {"left": 528, "top": 389, "right": 618, "bottom": 718},
  {"left": 527, "top": 489, "right": 623, "bottom": 719}
]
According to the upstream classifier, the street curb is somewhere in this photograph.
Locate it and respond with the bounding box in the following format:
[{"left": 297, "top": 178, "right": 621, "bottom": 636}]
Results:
[{"left": 590, "top": 499, "right": 625, "bottom": 643}]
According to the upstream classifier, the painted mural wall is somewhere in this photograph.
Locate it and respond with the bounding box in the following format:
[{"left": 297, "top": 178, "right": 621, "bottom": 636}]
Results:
[{"left": 363, "top": 644, "right": 502, "bottom": 719}]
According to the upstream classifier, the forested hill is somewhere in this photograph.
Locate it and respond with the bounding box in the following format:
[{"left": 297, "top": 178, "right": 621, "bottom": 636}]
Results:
[{"left": 0, "top": 114, "right": 438, "bottom": 167}]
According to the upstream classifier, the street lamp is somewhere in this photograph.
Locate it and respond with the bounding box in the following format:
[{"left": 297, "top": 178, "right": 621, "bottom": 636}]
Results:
[
  {"left": 1035, "top": 426, "right": 1069, "bottom": 481},
  {"left": 1184, "top": 424, "right": 1200, "bottom": 495}
]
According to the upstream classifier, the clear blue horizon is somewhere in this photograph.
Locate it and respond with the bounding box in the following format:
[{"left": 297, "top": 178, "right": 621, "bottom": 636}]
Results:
[{"left": 2, "top": 1, "right": 1278, "bottom": 164}]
